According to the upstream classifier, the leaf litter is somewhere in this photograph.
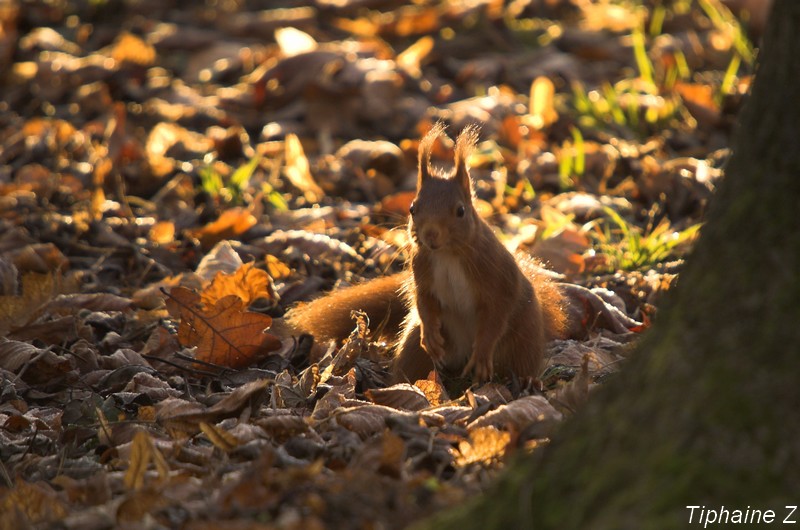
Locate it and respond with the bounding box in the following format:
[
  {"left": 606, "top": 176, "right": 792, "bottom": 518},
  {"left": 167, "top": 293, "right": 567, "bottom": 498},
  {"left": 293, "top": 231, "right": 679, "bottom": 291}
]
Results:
[{"left": 0, "top": 0, "right": 760, "bottom": 527}]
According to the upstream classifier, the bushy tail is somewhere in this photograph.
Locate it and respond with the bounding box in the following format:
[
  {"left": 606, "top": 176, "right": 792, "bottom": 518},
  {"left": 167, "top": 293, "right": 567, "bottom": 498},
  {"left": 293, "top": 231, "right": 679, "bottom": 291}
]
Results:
[
  {"left": 517, "top": 254, "right": 571, "bottom": 340},
  {"left": 532, "top": 273, "right": 570, "bottom": 340},
  {"left": 284, "top": 272, "right": 409, "bottom": 344}
]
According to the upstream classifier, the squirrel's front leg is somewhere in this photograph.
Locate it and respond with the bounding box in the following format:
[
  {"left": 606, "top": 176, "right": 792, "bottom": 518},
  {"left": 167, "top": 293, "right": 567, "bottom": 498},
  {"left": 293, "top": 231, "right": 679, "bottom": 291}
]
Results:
[
  {"left": 462, "top": 311, "right": 506, "bottom": 382},
  {"left": 416, "top": 294, "right": 446, "bottom": 362}
]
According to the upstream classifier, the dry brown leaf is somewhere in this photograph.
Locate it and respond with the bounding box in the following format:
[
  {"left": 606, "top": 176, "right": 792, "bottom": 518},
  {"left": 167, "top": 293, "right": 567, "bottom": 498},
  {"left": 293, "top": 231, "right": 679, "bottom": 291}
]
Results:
[
  {"left": 43, "top": 293, "right": 133, "bottom": 314},
  {"left": 0, "top": 479, "right": 69, "bottom": 525},
  {"left": 468, "top": 395, "right": 562, "bottom": 431},
  {"left": 124, "top": 431, "right": 168, "bottom": 491},
  {"left": 156, "top": 379, "right": 272, "bottom": 434},
  {"left": 311, "top": 368, "right": 356, "bottom": 420},
  {"left": 389, "top": 6, "right": 440, "bottom": 37},
  {"left": 550, "top": 353, "right": 592, "bottom": 414},
  {"left": 675, "top": 81, "right": 721, "bottom": 127},
  {"left": 8, "top": 242, "right": 68, "bottom": 274},
  {"left": 111, "top": 32, "right": 156, "bottom": 66},
  {"left": 200, "top": 262, "right": 276, "bottom": 308},
  {"left": 192, "top": 208, "right": 258, "bottom": 250},
  {"left": 378, "top": 429, "right": 406, "bottom": 477},
  {"left": 396, "top": 36, "right": 434, "bottom": 78},
  {"left": 327, "top": 312, "right": 370, "bottom": 377},
  {"left": 165, "top": 286, "right": 280, "bottom": 369},
  {"left": 455, "top": 426, "right": 511, "bottom": 467},
  {"left": 379, "top": 190, "right": 416, "bottom": 217},
  {"left": 155, "top": 398, "right": 207, "bottom": 437},
  {"left": 0, "top": 339, "right": 42, "bottom": 372},
  {"left": 265, "top": 255, "right": 292, "bottom": 280},
  {"left": 334, "top": 404, "right": 398, "bottom": 438},
  {"left": 50, "top": 473, "right": 111, "bottom": 507},
  {"left": 471, "top": 383, "right": 513, "bottom": 406},
  {"left": 15, "top": 315, "right": 72, "bottom": 349},
  {"left": 331, "top": 17, "right": 380, "bottom": 38},
  {"left": 116, "top": 488, "right": 169, "bottom": 524},
  {"left": 149, "top": 221, "right": 175, "bottom": 245},
  {"left": 0, "top": 258, "right": 16, "bottom": 296},
  {"left": 284, "top": 134, "right": 324, "bottom": 203},
  {"left": 413, "top": 371, "right": 448, "bottom": 406},
  {"left": 96, "top": 406, "right": 113, "bottom": 447},
  {"left": 525, "top": 77, "right": 558, "bottom": 130},
  {"left": 255, "top": 414, "right": 310, "bottom": 438},
  {"left": 426, "top": 404, "right": 473, "bottom": 425},
  {"left": 558, "top": 284, "right": 643, "bottom": 335},
  {"left": 0, "top": 272, "right": 75, "bottom": 335},
  {"left": 546, "top": 339, "right": 619, "bottom": 371},
  {"left": 365, "top": 383, "right": 430, "bottom": 411},
  {"left": 195, "top": 240, "right": 243, "bottom": 281},
  {"left": 202, "top": 378, "right": 272, "bottom": 422},
  {"left": 199, "top": 421, "right": 240, "bottom": 452}
]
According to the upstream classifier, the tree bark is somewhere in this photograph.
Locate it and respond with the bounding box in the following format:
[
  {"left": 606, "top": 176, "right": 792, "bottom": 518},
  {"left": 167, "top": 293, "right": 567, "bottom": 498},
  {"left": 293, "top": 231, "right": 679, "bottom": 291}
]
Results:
[{"left": 418, "top": 1, "right": 800, "bottom": 527}]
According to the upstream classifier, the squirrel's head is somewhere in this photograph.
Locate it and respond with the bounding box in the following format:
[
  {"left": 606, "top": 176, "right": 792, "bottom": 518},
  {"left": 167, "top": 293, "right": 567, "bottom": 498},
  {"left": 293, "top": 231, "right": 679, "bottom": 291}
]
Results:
[{"left": 409, "top": 123, "right": 480, "bottom": 252}]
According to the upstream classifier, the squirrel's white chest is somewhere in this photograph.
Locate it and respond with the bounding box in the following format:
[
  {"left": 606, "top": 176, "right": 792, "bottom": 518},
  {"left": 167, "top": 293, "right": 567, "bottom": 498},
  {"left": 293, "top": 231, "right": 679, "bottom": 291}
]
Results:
[
  {"left": 431, "top": 254, "right": 475, "bottom": 310},
  {"left": 430, "top": 254, "right": 476, "bottom": 365}
]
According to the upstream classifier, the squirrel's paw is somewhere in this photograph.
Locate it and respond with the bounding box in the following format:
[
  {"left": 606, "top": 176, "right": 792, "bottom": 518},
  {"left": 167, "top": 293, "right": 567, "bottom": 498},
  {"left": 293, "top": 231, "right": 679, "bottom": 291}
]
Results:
[
  {"left": 462, "top": 352, "right": 493, "bottom": 382},
  {"left": 420, "top": 325, "right": 446, "bottom": 361}
]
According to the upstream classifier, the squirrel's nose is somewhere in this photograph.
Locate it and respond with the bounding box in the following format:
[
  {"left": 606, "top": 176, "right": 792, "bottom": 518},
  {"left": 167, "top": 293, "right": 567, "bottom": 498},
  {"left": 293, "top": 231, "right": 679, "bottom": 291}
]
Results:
[{"left": 421, "top": 227, "right": 443, "bottom": 249}]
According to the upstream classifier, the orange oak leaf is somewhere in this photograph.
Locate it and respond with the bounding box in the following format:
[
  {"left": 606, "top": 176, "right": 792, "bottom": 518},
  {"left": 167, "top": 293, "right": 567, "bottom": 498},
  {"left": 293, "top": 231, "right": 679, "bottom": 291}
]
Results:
[
  {"left": 200, "top": 262, "right": 276, "bottom": 308},
  {"left": 192, "top": 207, "right": 257, "bottom": 250},
  {"left": 165, "top": 286, "right": 280, "bottom": 369}
]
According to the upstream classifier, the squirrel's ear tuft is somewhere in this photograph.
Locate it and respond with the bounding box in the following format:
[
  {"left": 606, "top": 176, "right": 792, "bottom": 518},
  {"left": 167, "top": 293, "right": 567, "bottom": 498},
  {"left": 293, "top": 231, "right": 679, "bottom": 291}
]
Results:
[
  {"left": 417, "top": 121, "right": 445, "bottom": 189},
  {"left": 454, "top": 125, "right": 479, "bottom": 194}
]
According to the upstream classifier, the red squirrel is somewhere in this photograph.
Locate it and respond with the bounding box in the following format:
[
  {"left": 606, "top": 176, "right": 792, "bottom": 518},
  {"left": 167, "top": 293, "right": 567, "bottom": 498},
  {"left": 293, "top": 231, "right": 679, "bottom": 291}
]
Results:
[{"left": 285, "top": 123, "right": 567, "bottom": 383}]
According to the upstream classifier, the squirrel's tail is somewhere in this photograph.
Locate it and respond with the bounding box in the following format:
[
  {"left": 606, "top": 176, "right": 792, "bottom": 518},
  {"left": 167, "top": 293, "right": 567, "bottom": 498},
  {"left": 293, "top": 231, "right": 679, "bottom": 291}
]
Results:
[
  {"left": 283, "top": 272, "right": 409, "bottom": 344},
  {"left": 532, "top": 274, "right": 570, "bottom": 340},
  {"left": 516, "top": 254, "right": 571, "bottom": 340}
]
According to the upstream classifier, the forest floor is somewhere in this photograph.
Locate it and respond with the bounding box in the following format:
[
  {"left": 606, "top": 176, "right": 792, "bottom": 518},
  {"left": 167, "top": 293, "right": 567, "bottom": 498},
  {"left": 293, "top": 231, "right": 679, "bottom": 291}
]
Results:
[{"left": 0, "top": 0, "right": 758, "bottom": 528}]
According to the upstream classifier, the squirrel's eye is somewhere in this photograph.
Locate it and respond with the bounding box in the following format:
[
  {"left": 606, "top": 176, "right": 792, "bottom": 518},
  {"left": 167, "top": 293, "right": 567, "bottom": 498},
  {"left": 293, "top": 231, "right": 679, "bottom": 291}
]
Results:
[
  {"left": 409, "top": 202, "right": 416, "bottom": 215},
  {"left": 456, "top": 204, "right": 466, "bottom": 218}
]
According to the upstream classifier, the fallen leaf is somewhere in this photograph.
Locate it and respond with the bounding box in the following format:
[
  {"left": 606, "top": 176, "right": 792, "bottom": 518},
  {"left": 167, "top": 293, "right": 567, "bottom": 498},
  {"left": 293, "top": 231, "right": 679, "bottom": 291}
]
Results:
[
  {"left": 195, "top": 240, "right": 243, "bottom": 281},
  {"left": 333, "top": 404, "right": 399, "bottom": 438},
  {"left": 149, "top": 221, "right": 175, "bottom": 245},
  {"left": 468, "top": 395, "right": 562, "bottom": 430},
  {"left": 525, "top": 76, "right": 558, "bottom": 130},
  {"left": 550, "top": 353, "right": 592, "bottom": 414},
  {"left": 378, "top": 429, "right": 406, "bottom": 477},
  {"left": 200, "top": 262, "right": 276, "bottom": 308},
  {"left": 396, "top": 35, "right": 434, "bottom": 78},
  {"left": 166, "top": 379, "right": 272, "bottom": 428},
  {"left": 111, "top": 32, "right": 156, "bottom": 66},
  {"left": 192, "top": 208, "right": 258, "bottom": 250},
  {"left": 379, "top": 190, "right": 416, "bottom": 217},
  {"left": 0, "top": 272, "right": 76, "bottom": 335},
  {"left": 199, "top": 421, "right": 240, "bottom": 452},
  {"left": 255, "top": 414, "right": 310, "bottom": 438},
  {"left": 366, "top": 383, "right": 430, "bottom": 411},
  {"left": 43, "top": 293, "right": 133, "bottom": 314},
  {"left": 455, "top": 426, "right": 511, "bottom": 466},
  {"left": 265, "top": 255, "right": 291, "bottom": 280},
  {"left": 414, "top": 371, "right": 448, "bottom": 406},
  {"left": 0, "top": 479, "right": 69, "bottom": 525},
  {"left": 284, "top": 134, "right": 324, "bottom": 203},
  {"left": 675, "top": 81, "right": 721, "bottom": 128},
  {"left": 123, "top": 431, "right": 168, "bottom": 491},
  {"left": 165, "top": 286, "right": 281, "bottom": 369},
  {"left": 0, "top": 338, "right": 43, "bottom": 372}
]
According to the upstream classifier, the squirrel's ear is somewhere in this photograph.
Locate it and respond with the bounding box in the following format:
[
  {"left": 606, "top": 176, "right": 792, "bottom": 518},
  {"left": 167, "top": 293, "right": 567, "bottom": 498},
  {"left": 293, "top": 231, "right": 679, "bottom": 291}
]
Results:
[
  {"left": 417, "top": 122, "right": 445, "bottom": 189},
  {"left": 454, "top": 125, "right": 479, "bottom": 194}
]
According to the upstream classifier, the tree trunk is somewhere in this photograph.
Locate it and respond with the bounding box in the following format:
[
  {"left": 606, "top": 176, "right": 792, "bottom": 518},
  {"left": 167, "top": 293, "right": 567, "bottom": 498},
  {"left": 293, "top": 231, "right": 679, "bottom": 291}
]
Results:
[{"left": 419, "top": 1, "right": 800, "bottom": 528}]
